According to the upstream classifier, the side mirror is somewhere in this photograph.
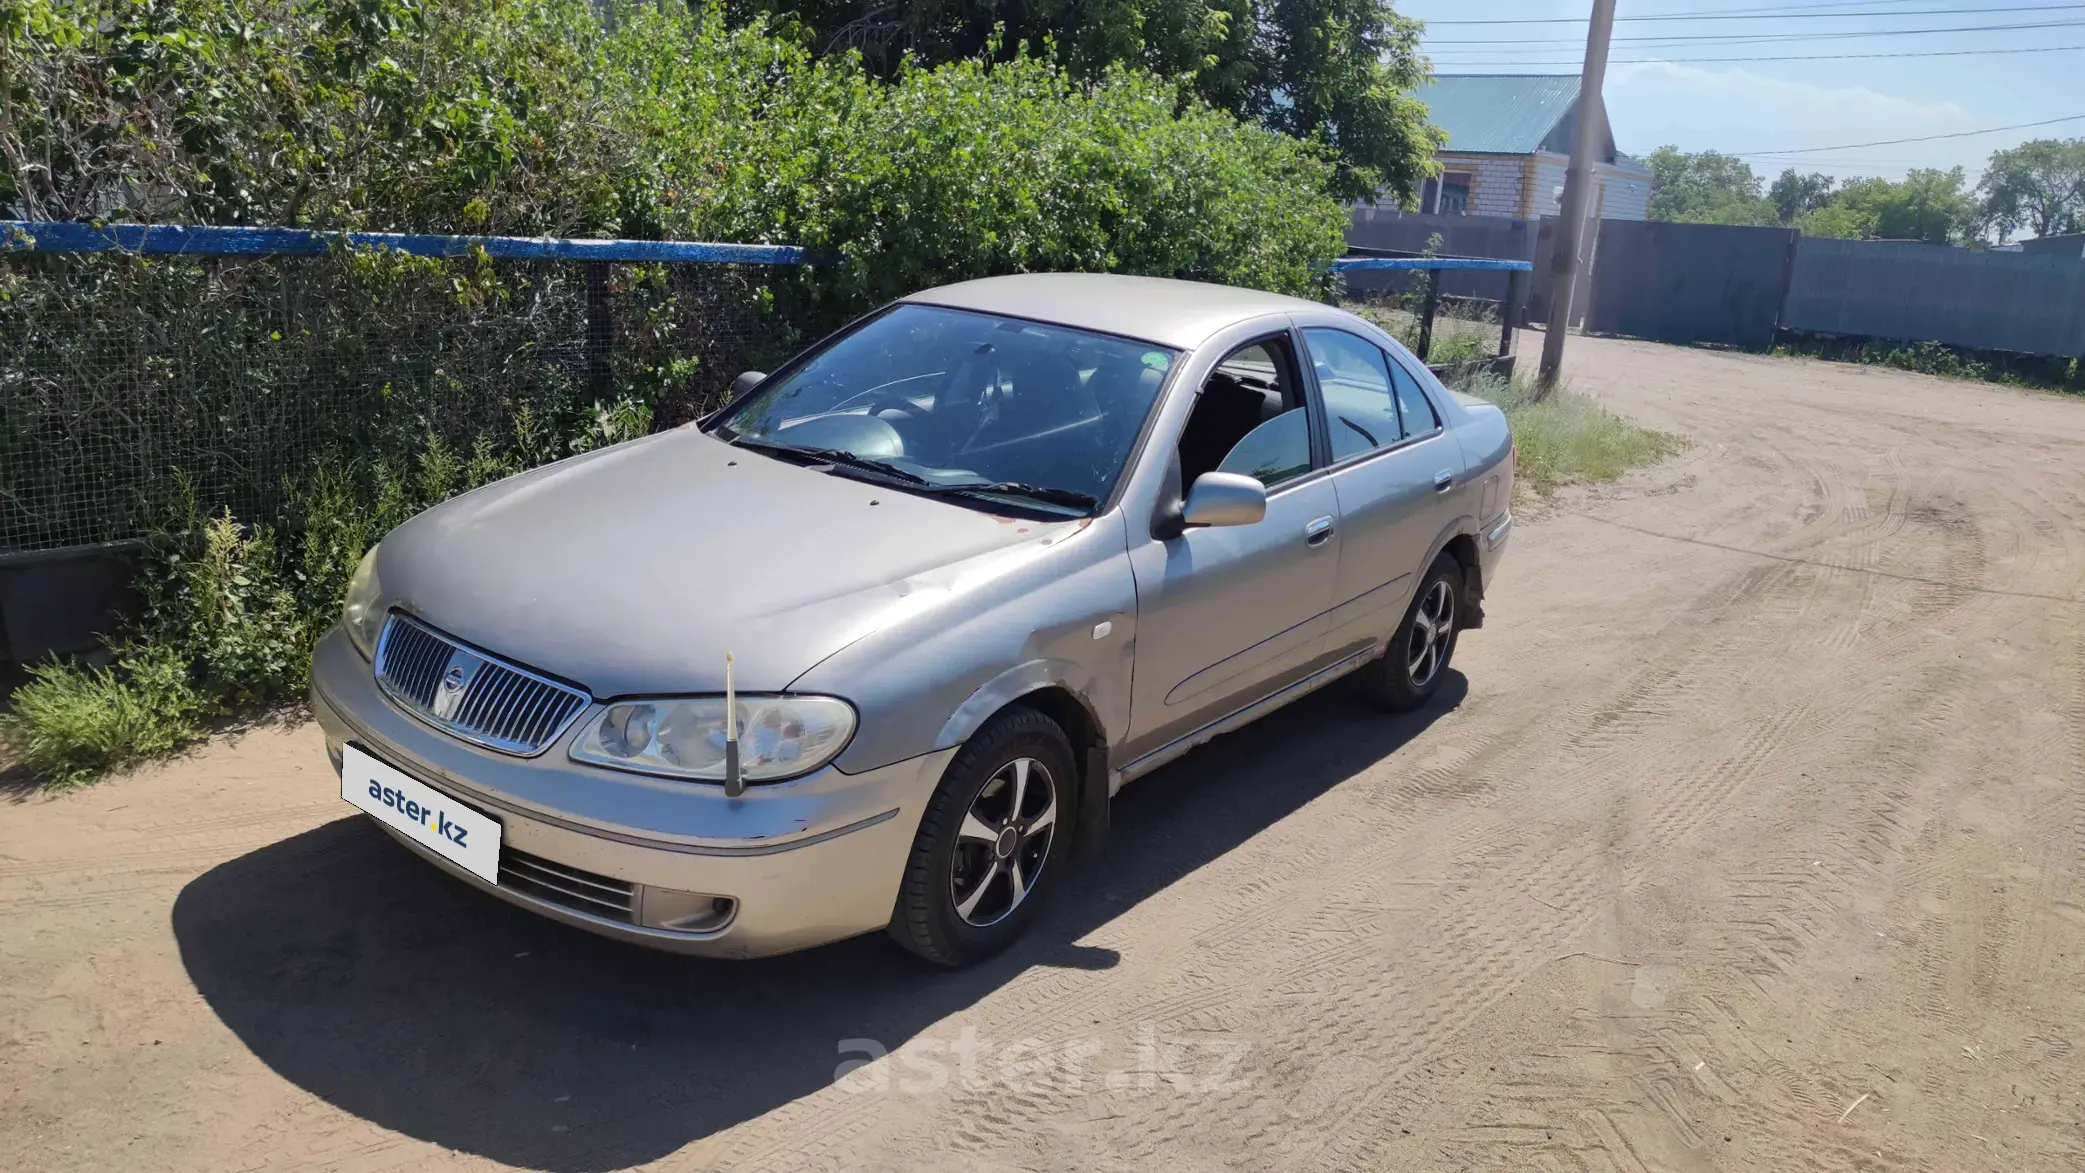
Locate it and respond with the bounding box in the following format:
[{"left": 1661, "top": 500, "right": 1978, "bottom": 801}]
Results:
[
  {"left": 730, "top": 370, "right": 767, "bottom": 399},
  {"left": 1180, "top": 472, "right": 1267, "bottom": 528}
]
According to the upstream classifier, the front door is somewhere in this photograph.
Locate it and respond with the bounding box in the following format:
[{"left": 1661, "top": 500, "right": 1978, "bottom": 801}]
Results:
[{"left": 1121, "top": 333, "right": 1342, "bottom": 765}]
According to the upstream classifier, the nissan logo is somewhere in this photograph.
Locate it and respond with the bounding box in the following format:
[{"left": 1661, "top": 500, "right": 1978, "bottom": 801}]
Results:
[{"left": 430, "top": 651, "right": 483, "bottom": 721}]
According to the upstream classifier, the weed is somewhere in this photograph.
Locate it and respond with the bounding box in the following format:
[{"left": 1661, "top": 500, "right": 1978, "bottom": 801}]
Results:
[
  {"left": 1770, "top": 333, "right": 2083, "bottom": 393},
  {"left": 1, "top": 431, "right": 528, "bottom": 788},
  {"left": 1457, "top": 373, "right": 1686, "bottom": 499}
]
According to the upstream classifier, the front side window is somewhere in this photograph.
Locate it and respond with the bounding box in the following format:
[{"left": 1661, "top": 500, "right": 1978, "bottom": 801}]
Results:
[
  {"left": 709, "top": 304, "right": 1177, "bottom": 516},
  {"left": 1304, "top": 328, "right": 1401, "bottom": 462},
  {"left": 1179, "top": 337, "right": 1312, "bottom": 491}
]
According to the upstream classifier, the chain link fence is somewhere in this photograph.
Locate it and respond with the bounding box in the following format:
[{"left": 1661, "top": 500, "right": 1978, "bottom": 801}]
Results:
[{"left": 2, "top": 224, "right": 804, "bottom": 561}]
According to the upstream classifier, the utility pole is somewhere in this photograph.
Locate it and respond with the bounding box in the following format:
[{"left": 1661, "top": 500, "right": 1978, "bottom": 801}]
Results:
[{"left": 1536, "top": 0, "right": 1619, "bottom": 392}]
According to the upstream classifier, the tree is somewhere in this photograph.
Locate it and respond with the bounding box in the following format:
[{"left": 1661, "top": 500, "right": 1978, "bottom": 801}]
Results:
[
  {"left": 724, "top": 0, "right": 1441, "bottom": 202},
  {"left": 1769, "top": 170, "right": 1835, "bottom": 226},
  {"left": 1794, "top": 201, "right": 1872, "bottom": 240},
  {"left": 1644, "top": 146, "right": 1776, "bottom": 226},
  {"left": 1829, "top": 168, "right": 1974, "bottom": 245},
  {"left": 1976, "top": 138, "right": 2085, "bottom": 240}
]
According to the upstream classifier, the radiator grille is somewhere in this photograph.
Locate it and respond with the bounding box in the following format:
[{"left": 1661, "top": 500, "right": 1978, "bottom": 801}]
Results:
[{"left": 373, "top": 613, "right": 590, "bottom": 755}]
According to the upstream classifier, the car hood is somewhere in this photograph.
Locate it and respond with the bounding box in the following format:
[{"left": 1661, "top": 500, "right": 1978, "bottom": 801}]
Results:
[{"left": 377, "top": 427, "right": 1078, "bottom": 697}]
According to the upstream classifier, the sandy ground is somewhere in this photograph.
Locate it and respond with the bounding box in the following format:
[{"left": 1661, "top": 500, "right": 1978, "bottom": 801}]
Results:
[{"left": 6, "top": 334, "right": 2085, "bottom": 1172}]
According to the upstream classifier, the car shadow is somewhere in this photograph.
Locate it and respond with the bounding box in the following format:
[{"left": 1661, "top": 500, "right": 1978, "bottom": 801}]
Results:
[{"left": 171, "top": 672, "right": 1465, "bottom": 1171}]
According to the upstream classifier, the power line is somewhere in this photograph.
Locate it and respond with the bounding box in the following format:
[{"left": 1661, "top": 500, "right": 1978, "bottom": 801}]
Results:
[
  {"left": 1425, "top": 17, "right": 2085, "bottom": 44},
  {"left": 1427, "top": 43, "right": 2085, "bottom": 65},
  {"left": 1423, "top": 3, "right": 2085, "bottom": 24},
  {"left": 1725, "top": 113, "right": 2085, "bottom": 154}
]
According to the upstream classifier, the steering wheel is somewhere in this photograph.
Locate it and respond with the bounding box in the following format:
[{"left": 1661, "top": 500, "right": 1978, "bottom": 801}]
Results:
[{"left": 864, "top": 396, "right": 926, "bottom": 420}]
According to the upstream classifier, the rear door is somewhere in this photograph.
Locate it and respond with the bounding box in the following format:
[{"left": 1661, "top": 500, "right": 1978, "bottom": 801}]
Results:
[{"left": 1301, "top": 327, "right": 1467, "bottom": 659}]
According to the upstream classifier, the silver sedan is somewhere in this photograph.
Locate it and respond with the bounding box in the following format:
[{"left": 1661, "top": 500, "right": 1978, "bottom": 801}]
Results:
[{"left": 310, "top": 273, "right": 1514, "bottom": 964}]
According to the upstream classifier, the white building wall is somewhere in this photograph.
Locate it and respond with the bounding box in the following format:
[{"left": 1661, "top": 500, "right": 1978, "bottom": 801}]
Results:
[
  {"left": 1435, "top": 153, "right": 1527, "bottom": 218},
  {"left": 1524, "top": 151, "right": 1651, "bottom": 221},
  {"left": 1596, "top": 162, "right": 1652, "bottom": 221},
  {"left": 1531, "top": 152, "right": 1569, "bottom": 218}
]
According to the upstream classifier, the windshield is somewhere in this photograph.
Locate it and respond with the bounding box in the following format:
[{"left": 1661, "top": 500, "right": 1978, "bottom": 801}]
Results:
[{"left": 709, "top": 304, "right": 1177, "bottom": 515}]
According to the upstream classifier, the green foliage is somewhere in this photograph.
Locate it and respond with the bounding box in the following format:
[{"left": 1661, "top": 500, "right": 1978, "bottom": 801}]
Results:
[
  {"left": 1794, "top": 201, "right": 1873, "bottom": 240},
  {"left": 3, "top": 0, "right": 1351, "bottom": 317},
  {"left": 1785, "top": 169, "right": 1978, "bottom": 245},
  {"left": 1, "top": 646, "right": 206, "bottom": 789},
  {"left": 1645, "top": 147, "right": 1776, "bottom": 227},
  {"left": 1650, "top": 148, "right": 1976, "bottom": 244},
  {"left": 1252, "top": 0, "right": 1441, "bottom": 202},
  {"left": 1835, "top": 168, "right": 1975, "bottom": 246},
  {"left": 1771, "top": 334, "right": 2084, "bottom": 393},
  {"left": 723, "top": 0, "right": 1441, "bottom": 202},
  {"left": 1457, "top": 373, "right": 1685, "bottom": 500},
  {"left": 0, "top": 0, "right": 1359, "bottom": 786},
  {"left": 1975, "top": 138, "right": 2085, "bottom": 241},
  {"left": 774, "top": 50, "right": 1350, "bottom": 319},
  {"left": 1770, "top": 170, "right": 1835, "bottom": 226},
  {"left": 2, "top": 429, "right": 529, "bottom": 787}
]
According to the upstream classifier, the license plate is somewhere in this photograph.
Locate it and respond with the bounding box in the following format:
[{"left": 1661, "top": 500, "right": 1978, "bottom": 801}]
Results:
[{"left": 341, "top": 744, "right": 502, "bottom": 883}]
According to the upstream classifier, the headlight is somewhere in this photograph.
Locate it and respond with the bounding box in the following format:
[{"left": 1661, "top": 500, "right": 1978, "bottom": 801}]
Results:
[
  {"left": 342, "top": 545, "right": 385, "bottom": 658},
  {"left": 570, "top": 695, "right": 857, "bottom": 783}
]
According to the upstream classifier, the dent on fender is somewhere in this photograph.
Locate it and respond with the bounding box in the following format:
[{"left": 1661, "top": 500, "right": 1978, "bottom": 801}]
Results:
[{"left": 933, "top": 658, "right": 1107, "bottom": 751}]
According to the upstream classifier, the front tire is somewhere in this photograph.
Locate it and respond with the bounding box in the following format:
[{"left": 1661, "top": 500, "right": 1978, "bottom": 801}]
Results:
[
  {"left": 1358, "top": 553, "right": 1463, "bottom": 711},
  {"left": 889, "top": 707, "right": 1076, "bottom": 966}
]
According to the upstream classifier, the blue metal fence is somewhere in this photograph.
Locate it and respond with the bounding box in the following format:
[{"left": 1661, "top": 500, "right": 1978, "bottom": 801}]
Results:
[
  {"left": 1, "top": 221, "right": 811, "bottom": 266},
  {"left": 1334, "top": 253, "right": 1532, "bottom": 372}
]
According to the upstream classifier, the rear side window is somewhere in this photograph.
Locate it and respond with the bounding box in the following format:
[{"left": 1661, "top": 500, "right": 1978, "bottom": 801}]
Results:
[
  {"left": 1303, "top": 328, "right": 1399, "bottom": 462},
  {"left": 1389, "top": 360, "right": 1441, "bottom": 438}
]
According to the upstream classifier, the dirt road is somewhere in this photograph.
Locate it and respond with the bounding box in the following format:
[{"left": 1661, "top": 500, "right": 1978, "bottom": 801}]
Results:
[{"left": 6, "top": 336, "right": 2085, "bottom": 1172}]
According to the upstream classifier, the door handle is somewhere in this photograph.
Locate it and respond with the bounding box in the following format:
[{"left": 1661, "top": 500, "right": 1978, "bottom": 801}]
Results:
[
  {"left": 1433, "top": 468, "right": 1456, "bottom": 493},
  {"left": 1304, "top": 515, "right": 1336, "bottom": 547}
]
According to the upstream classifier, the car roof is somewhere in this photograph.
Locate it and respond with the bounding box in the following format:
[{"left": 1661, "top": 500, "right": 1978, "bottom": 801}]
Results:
[{"left": 901, "top": 273, "right": 1329, "bottom": 351}]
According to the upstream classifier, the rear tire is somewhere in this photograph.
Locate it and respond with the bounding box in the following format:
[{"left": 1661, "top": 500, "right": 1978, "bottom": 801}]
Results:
[
  {"left": 888, "top": 707, "right": 1076, "bottom": 966},
  {"left": 1358, "top": 553, "right": 1463, "bottom": 712}
]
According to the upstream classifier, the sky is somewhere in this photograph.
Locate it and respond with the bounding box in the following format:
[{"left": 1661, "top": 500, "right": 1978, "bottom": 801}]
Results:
[{"left": 1397, "top": 0, "right": 2084, "bottom": 184}]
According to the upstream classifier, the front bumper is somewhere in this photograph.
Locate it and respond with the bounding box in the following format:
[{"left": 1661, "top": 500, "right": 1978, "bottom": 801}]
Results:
[{"left": 309, "top": 625, "right": 950, "bottom": 958}]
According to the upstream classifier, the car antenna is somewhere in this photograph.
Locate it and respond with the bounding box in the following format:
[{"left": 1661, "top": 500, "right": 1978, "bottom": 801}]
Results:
[{"left": 724, "top": 652, "right": 744, "bottom": 798}]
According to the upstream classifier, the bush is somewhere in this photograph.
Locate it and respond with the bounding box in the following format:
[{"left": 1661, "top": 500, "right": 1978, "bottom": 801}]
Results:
[
  {"left": 1, "top": 0, "right": 1354, "bottom": 787},
  {"left": 1769, "top": 333, "right": 2084, "bottom": 393},
  {"left": 3, "top": 429, "right": 533, "bottom": 785},
  {"left": 2, "top": 647, "right": 206, "bottom": 788}
]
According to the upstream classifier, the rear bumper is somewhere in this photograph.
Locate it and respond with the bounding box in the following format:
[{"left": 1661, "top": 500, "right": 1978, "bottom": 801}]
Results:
[{"left": 310, "top": 625, "right": 950, "bottom": 958}]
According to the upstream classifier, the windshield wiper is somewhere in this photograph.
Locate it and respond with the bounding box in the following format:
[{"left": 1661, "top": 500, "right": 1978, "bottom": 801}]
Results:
[
  {"left": 914, "top": 481, "right": 1098, "bottom": 512},
  {"left": 725, "top": 435, "right": 1092, "bottom": 513},
  {"left": 725, "top": 436, "right": 928, "bottom": 485}
]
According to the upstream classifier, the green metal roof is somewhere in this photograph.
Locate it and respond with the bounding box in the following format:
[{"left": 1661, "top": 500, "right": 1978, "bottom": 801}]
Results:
[{"left": 1414, "top": 75, "right": 1582, "bottom": 155}]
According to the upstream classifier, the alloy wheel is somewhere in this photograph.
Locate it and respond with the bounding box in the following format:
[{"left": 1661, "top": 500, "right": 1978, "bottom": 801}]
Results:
[
  {"left": 948, "top": 757, "right": 1058, "bottom": 927},
  {"left": 1406, "top": 578, "right": 1455, "bottom": 688}
]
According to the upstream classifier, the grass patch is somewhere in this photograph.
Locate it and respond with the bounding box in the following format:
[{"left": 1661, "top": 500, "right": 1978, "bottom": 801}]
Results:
[
  {"left": 0, "top": 647, "right": 205, "bottom": 789},
  {"left": 0, "top": 431, "right": 542, "bottom": 790},
  {"left": 1343, "top": 297, "right": 1500, "bottom": 368},
  {"left": 1769, "top": 332, "right": 2084, "bottom": 394},
  {"left": 1457, "top": 372, "right": 1686, "bottom": 499}
]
